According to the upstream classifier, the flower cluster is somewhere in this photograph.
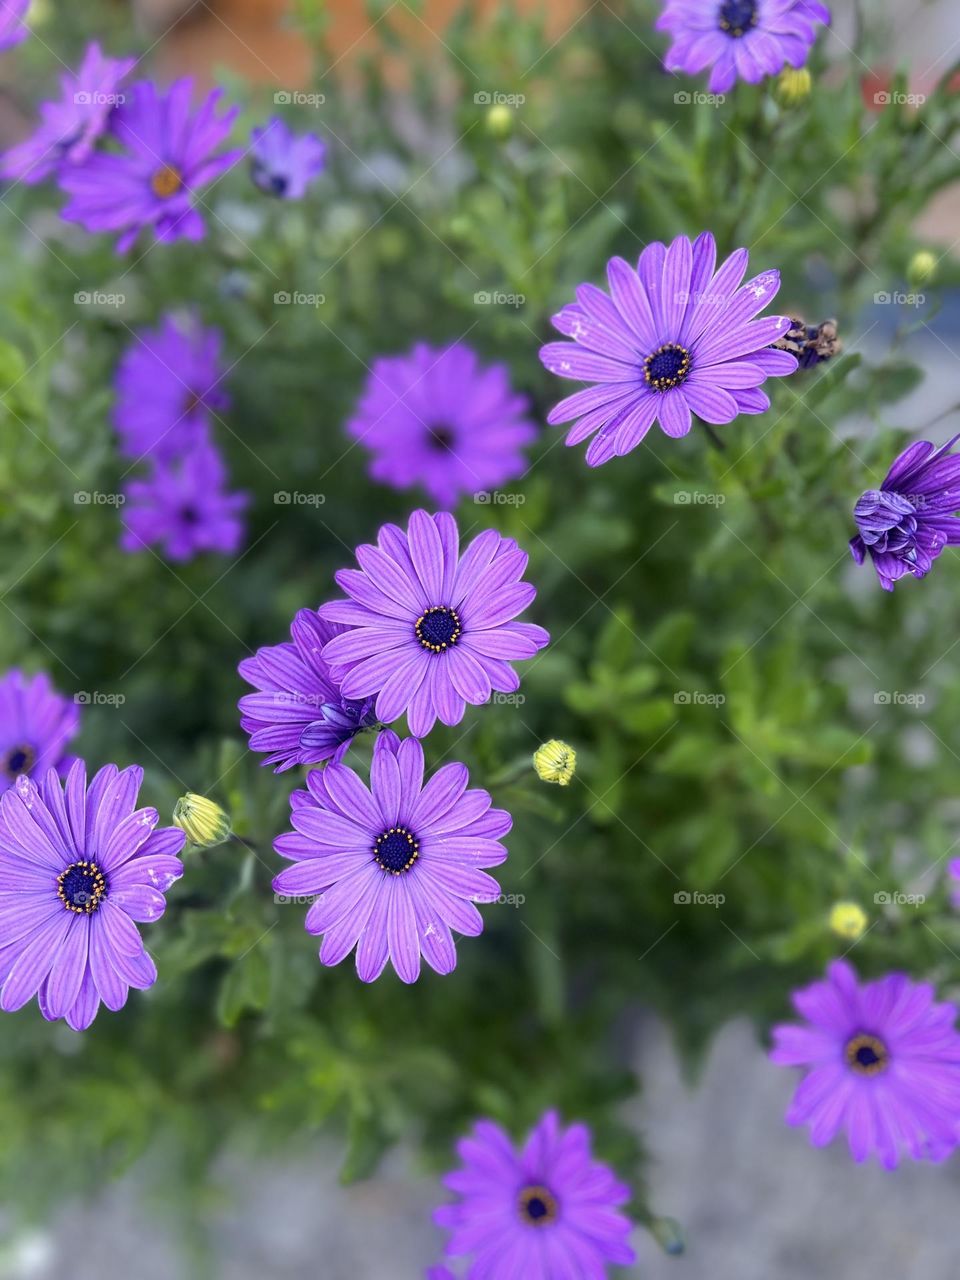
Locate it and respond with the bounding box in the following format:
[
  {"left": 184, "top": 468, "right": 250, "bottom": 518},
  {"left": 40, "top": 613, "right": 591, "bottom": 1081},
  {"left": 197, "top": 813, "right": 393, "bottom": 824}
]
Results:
[
  {"left": 245, "top": 509, "right": 548, "bottom": 981},
  {"left": 115, "top": 313, "right": 247, "bottom": 562}
]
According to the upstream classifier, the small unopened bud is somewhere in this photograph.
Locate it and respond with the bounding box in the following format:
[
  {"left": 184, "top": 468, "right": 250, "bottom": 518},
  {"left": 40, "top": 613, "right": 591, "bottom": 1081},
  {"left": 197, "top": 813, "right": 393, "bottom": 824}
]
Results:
[
  {"left": 173, "top": 793, "right": 232, "bottom": 848},
  {"left": 533, "top": 740, "right": 576, "bottom": 786},
  {"left": 829, "top": 901, "right": 868, "bottom": 941},
  {"left": 650, "top": 1216, "right": 685, "bottom": 1255},
  {"left": 776, "top": 66, "right": 812, "bottom": 106},
  {"left": 486, "top": 104, "right": 514, "bottom": 138},
  {"left": 907, "top": 250, "right": 937, "bottom": 288}
]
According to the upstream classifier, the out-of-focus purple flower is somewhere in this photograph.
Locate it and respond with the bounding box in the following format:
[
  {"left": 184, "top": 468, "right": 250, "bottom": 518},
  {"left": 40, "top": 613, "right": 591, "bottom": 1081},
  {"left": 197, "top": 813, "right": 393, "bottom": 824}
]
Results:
[
  {"left": 0, "top": 43, "right": 135, "bottom": 185},
  {"left": 114, "top": 313, "right": 229, "bottom": 462},
  {"left": 238, "top": 609, "right": 379, "bottom": 772},
  {"left": 541, "top": 232, "right": 797, "bottom": 465},
  {"left": 770, "top": 959, "right": 960, "bottom": 1167},
  {"left": 850, "top": 434, "right": 960, "bottom": 590},
  {"left": 347, "top": 342, "right": 536, "bottom": 505},
  {"left": 0, "top": 760, "right": 186, "bottom": 1031},
  {"left": 434, "top": 1110, "right": 635, "bottom": 1275},
  {"left": 318, "top": 510, "right": 549, "bottom": 738},
  {"left": 425, "top": 1269, "right": 456, "bottom": 1280},
  {"left": 249, "top": 117, "right": 326, "bottom": 199},
  {"left": 60, "top": 78, "right": 241, "bottom": 252},
  {"left": 120, "top": 438, "right": 248, "bottom": 562},
  {"left": 0, "top": 0, "right": 29, "bottom": 52},
  {"left": 272, "top": 731, "right": 510, "bottom": 983},
  {"left": 656, "top": 0, "right": 830, "bottom": 94},
  {"left": 0, "top": 669, "right": 80, "bottom": 795}
]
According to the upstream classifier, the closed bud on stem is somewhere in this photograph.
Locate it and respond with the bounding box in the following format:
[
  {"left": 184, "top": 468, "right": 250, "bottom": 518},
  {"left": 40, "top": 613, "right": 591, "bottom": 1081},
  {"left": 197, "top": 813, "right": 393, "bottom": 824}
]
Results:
[
  {"left": 829, "top": 901, "right": 868, "bottom": 941},
  {"left": 173, "top": 793, "right": 232, "bottom": 848},
  {"left": 533, "top": 740, "right": 576, "bottom": 786}
]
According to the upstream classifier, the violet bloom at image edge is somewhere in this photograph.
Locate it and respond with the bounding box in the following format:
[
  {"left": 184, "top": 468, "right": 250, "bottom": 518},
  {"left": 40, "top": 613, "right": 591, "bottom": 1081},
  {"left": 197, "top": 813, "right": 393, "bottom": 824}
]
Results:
[
  {"left": 850, "top": 433, "right": 960, "bottom": 590},
  {"left": 656, "top": 0, "right": 830, "bottom": 94},
  {"left": 540, "top": 231, "right": 798, "bottom": 466},
  {"left": 0, "top": 761, "right": 186, "bottom": 1031},
  {"left": 113, "top": 312, "right": 229, "bottom": 461},
  {"left": 59, "top": 77, "right": 242, "bottom": 252},
  {"left": 317, "top": 509, "right": 549, "bottom": 738},
  {"left": 0, "top": 43, "right": 135, "bottom": 185},
  {"left": 121, "top": 439, "right": 248, "bottom": 563},
  {"left": 0, "top": 0, "right": 29, "bottom": 51},
  {"left": 346, "top": 342, "right": 537, "bottom": 506},
  {"left": 249, "top": 116, "right": 327, "bottom": 199},
  {"left": 0, "top": 669, "right": 80, "bottom": 794},
  {"left": 434, "top": 1110, "right": 636, "bottom": 1274},
  {"left": 770, "top": 958, "right": 960, "bottom": 1167},
  {"left": 238, "top": 608, "right": 378, "bottom": 772},
  {"left": 272, "top": 731, "right": 511, "bottom": 983}
]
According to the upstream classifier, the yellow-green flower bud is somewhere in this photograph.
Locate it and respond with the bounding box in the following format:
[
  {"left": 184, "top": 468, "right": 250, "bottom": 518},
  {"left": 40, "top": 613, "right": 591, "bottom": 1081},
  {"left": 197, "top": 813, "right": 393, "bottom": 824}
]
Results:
[
  {"left": 829, "top": 901, "right": 868, "bottom": 941},
  {"left": 486, "top": 104, "right": 514, "bottom": 139},
  {"left": 907, "top": 250, "right": 937, "bottom": 289},
  {"left": 776, "top": 67, "right": 812, "bottom": 106},
  {"left": 173, "top": 794, "right": 232, "bottom": 848},
  {"left": 533, "top": 740, "right": 576, "bottom": 786}
]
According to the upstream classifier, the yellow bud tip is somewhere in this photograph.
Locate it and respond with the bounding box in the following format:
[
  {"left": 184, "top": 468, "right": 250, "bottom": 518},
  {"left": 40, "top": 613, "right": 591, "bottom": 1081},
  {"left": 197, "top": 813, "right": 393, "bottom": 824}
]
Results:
[
  {"left": 533, "top": 740, "right": 576, "bottom": 786},
  {"left": 486, "top": 104, "right": 514, "bottom": 138},
  {"left": 907, "top": 250, "right": 937, "bottom": 287},
  {"left": 173, "top": 793, "right": 232, "bottom": 848},
  {"left": 776, "top": 66, "right": 812, "bottom": 106},
  {"left": 829, "top": 901, "right": 868, "bottom": 941}
]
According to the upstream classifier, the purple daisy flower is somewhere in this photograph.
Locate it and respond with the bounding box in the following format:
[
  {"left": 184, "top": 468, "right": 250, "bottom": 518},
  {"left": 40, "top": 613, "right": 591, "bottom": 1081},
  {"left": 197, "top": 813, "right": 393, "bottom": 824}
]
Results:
[
  {"left": 850, "top": 434, "right": 960, "bottom": 591},
  {"left": 273, "top": 731, "right": 510, "bottom": 983},
  {"left": 120, "top": 438, "right": 248, "bottom": 563},
  {"left": 540, "top": 232, "right": 797, "bottom": 465},
  {"left": 656, "top": 0, "right": 829, "bottom": 94},
  {"left": 0, "top": 43, "right": 135, "bottom": 186},
  {"left": 249, "top": 117, "right": 326, "bottom": 199},
  {"left": 770, "top": 959, "right": 960, "bottom": 1168},
  {"left": 114, "top": 313, "right": 229, "bottom": 462},
  {"left": 0, "top": 0, "right": 29, "bottom": 52},
  {"left": 434, "top": 1110, "right": 636, "bottom": 1275},
  {"left": 59, "top": 78, "right": 241, "bottom": 253},
  {"left": 317, "top": 510, "right": 549, "bottom": 738},
  {"left": 0, "top": 761, "right": 186, "bottom": 1031},
  {"left": 238, "top": 609, "right": 379, "bottom": 772},
  {"left": 346, "top": 343, "right": 537, "bottom": 506},
  {"left": 0, "top": 670, "right": 80, "bottom": 796}
]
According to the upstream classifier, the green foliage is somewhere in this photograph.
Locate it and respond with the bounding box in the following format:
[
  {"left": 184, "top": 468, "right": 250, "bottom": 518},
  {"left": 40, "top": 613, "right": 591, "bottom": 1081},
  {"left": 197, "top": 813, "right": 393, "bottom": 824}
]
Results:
[{"left": 1, "top": 0, "right": 960, "bottom": 1256}]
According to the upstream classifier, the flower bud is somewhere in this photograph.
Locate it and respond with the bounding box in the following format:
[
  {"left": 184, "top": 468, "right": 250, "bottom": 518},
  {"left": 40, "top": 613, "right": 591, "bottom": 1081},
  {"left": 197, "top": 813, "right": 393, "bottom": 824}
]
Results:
[
  {"left": 776, "top": 67, "right": 812, "bottom": 106},
  {"left": 829, "top": 901, "right": 868, "bottom": 941},
  {"left": 173, "top": 793, "right": 232, "bottom": 848},
  {"left": 486, "top": 104, "right": 514, "bottom": 139},
  {"left": 907, "top": 250, "right": 937, "bottom": 288},
  {"left": 533, "top": 740, "right": 576, "bottom": 786}
]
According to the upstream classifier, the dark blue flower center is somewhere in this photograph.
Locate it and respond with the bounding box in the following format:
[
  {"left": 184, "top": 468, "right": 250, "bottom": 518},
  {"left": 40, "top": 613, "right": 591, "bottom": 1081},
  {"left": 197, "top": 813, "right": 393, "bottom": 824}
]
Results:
[
  {"left": 2, "top": 743, "right": 35, "bottom": 778},
  {"left": 373, "top": 826, "right": 420, "bottom": 875},
  {"left": 845, "top": 1033, "right": 888, "bottom": 1076},
  {"left": 518, "top": 1184, "right": 559, "bottom": 1227},
  {"left": 429, "top": 424, "right": 455, "bottom": 451},
  {"left": 644, "top": 343, "right": 691, "bottom": 392},
  {"left": 415, "top": 606, "right": 462, "bottom": 653},
  {"left": 252, "top": 162, "right": 289, "bottom": 197},
  {"left": 718, "top": 0, "right": 759, "bottom": 36},
  {"left": 57, "top": 860, "right": 108, "bottom": 914}
]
